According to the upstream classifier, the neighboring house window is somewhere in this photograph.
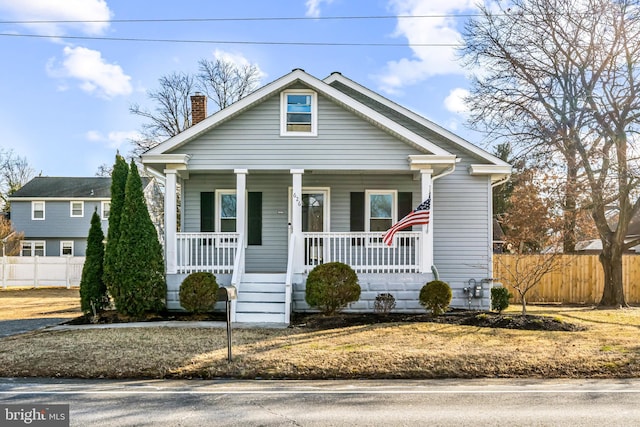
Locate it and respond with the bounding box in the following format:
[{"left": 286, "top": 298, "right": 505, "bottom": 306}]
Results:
[
  {"left": 70, "top": 201, "right": 84, "bottom": 217},
  {"left": 217, "top": 190, "right": 237, "bottom": 232},
  {"left": 61, "top": 241, "right": 73, "bottom": 256},
  {"left": 365, "top": 190, "right": 397, "bottom": 232},
  {"left": 21, "top": 241, "right": 45, "bottom": 257},
  {"left": 102, "top": 201, "right": 111, "bottom": 220},
  {"left": 281, "top": 90, "right": 317, "bottom": 136},
  {"left": 32, "top": 201, "right": 45, "bottom": 220}
]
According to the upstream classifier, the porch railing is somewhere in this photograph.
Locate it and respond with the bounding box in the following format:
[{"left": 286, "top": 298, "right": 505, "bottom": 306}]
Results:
[
  {"left": 175, "top": 231, "right": 421, "bottom": 275},
  {"left": 303, "top": 231, "right": 422, "bottom": 274},
  {"left": 176, "top": 232, "right": 239, "bottom": 274}
]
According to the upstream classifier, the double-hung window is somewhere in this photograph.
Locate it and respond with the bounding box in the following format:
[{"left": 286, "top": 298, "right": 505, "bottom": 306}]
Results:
[
  {"left": 21, "top": 241, "right": 45, "bottom": 256},
  {"left": 32, "top": 201, "right": 45, "bottom": 220},
  {"left": 217, "top": 190, "right": 237, "bottom": 233},
  {"left": 70, "top": 201, "right": 84, "bottom": 217},
  {"left": 281, "top": 90, "right": 317, "bottom": 136},
  {"left": 365, "top": 190, "right": 397, "bottom": 245},
  {"left": 61, "top": 241, "right": 73, "bottom": 256},
  {"left": 101, "top": 201, "right": 111, "bottom": 220}
]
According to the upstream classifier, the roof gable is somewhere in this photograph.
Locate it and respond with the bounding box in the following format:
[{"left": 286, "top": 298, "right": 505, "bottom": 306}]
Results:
[
  {"left": 323, "top": 72, "right": 510, "bottom": 168},
  {"left": 145, "top": 69, "right": 452, "bottom": 158}
]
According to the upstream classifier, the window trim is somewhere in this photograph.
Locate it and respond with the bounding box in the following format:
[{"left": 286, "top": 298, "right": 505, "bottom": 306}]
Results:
[
  {"left": 31, "top": 201, "right": 45, "bottom": 220},
  {"left": 60, "top": 241, "right": 74, "bottom": 256},
  {"left": 21, "top": 240, "right": 46, "bottom": 257},
  {"left": 365, "top": 190, "right": 397, "bottom": 232},
  {"left": 70, "top": 201, "right": 84, "bottom": 218},
  {"left": 101, "top": 201, "right": 111, "bottom": 220},
  {"left": 280, "top": 90, "right": 318, "bottom": 136},
  {"left": 215, "top": 189, "right": 238, "bottom": 233},
  {"left": 288, "top": 187, "right": 331, "bottom": 232},
  {"left": 365, "top": 190, "right": 397, "bottom": 246}
]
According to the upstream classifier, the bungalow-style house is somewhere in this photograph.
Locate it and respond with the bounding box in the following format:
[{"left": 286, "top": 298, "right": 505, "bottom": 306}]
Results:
[
  {"left": 9, "top": 176, "right": 162, "bottom": 257},
  {"left": 142, "top": 69, "right": 511, "bottom": 323}
]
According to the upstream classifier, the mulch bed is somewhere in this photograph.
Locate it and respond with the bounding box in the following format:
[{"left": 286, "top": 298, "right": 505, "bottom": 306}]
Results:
[
  {"left": 290, "top": 310, "right": 585, "bottom": 332},
  {"left": 66, "top": 309, "right": 585, "bottom": 332}
]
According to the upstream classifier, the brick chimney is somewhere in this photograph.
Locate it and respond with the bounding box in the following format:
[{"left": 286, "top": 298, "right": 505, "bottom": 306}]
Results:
[{"left": 190, "top": 92, "right": 207, "bottom": 125}]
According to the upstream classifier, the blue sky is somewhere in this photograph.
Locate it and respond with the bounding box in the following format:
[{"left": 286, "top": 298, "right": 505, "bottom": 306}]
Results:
[{"left": 0, "top": 0, "right": 484, "bottom": 177}]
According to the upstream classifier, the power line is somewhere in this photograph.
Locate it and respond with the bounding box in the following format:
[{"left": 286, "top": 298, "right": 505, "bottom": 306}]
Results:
[
  {"left": 0, "top": 14, "right": 483, "bottom": 25},
  {"left": 0, "top": 32, "right": 460, "bottom": 47}
]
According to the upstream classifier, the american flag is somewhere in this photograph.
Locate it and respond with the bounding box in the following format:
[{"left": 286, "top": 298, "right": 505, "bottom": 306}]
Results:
[{"left": 382, "top": 197, "right": 431, "bottom": 246}]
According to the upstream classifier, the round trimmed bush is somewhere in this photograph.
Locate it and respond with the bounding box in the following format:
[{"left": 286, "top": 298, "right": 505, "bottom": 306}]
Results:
[
  {"left": 419, "top": 280, "right": 452, "bottom": 316},
  {"left": 491, "top": 286, "right": 512, "bottom": 313},
  {"left": 305, "top": 262, "right": 361, "bottom": 315},
  {"left": 179, "top": 272, "right": 219, "bottom": 314}
]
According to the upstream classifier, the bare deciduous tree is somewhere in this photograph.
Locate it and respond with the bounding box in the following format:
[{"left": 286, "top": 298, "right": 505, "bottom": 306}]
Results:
[
  {"left": 129, "top": 72, "right": 196, "bottom": 156},
  {"left": 0, "top": 148, "right": 35, "bottom": 212},
  {"left": 128, "top": 57, "right": 262, "bottom": 158},
  {"left": 495, "top": 253, "right": 566, "bottom": 315},
  {"left": 197, "top": 58, "right": 261, "bottom": 110},
  {"left": 461, "top": 0, "right": 640, "bottom": 307},
  {"left": 0, "top": 216, "right": 23, "bottom": 256}
]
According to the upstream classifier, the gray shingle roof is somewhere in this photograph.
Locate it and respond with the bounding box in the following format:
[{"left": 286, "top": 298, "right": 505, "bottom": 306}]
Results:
[{"left": 11, "top": 177, "right": 112, "bottom": 198}]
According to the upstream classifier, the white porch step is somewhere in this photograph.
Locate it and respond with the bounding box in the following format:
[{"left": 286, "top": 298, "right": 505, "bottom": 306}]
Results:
[
  {"left": 235, "top": 273, "right": 287, "bottom": 324},
  {"left": 235, "top": 312, "right": 287, "bottom": 323}
]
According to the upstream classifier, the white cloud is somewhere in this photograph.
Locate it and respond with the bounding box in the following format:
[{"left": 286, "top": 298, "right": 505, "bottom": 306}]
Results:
[
  {"left": 47, "top": 46, "right": 132, "bottom": 98},
  {"left": 86, "top": 130, "right": 141, "bottom": 150},
  {"left": 374, "top": 0, "right": 476, "bottom": 94},
  {"left": 305, "top": 0, "right": 335, "bottom": 18},
  {"left": 444, "top": 87, "right": 469, "bottom": 113},
  {"left": 0, "top": 0, "right": 112, "bottom": 35},
  {"left": 211, "top": 49, "right": 267, "bottom": 81}
]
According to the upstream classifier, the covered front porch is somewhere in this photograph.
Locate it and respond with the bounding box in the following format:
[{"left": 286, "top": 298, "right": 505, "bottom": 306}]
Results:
[{"left": 150, "top": 156, "right": 456, "bottom": 324}]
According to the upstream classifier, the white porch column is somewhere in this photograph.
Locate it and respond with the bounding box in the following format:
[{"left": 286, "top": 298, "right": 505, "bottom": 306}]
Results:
[
  {"left": 291, "top": 169, "right": 304, "bottom": 273},
  {"left": 421, "top": 169, "right": 433, "bottom": 273},
  {"left": 164, "top": 169, "right": 178, "bottom": 274},
  {"left": 235, "top": 169, "right": 248, "bottom": 242}
]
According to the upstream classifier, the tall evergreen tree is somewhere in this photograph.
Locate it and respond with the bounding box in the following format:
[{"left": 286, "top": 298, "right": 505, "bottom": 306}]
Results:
[
  {"left": 80, "top": 210, "right": 107, "bottom": 314},
  {"left": 114, "top": 160, "right": 166, "bottom": 316},
  {"left": 103, "top": 153, "right": 128, "bottom": 302}
]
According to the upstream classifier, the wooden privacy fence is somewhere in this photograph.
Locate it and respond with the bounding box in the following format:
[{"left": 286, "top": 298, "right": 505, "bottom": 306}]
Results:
[
  {"left": 493, "top": 254, "right": 640, "bottom": 304},
  {"left": 0, "top": 256, "right": 85, "bottom": 288}
]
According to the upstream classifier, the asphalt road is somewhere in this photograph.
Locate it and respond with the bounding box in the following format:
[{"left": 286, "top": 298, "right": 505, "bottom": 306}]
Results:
[
  {"left": 0, "top": 318, "right": 69, "bottom": 338},
  {"left": 2, "top": 378, "right": 640, "bottom": 426}
]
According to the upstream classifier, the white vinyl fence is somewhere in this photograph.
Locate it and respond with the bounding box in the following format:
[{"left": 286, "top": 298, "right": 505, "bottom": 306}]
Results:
[{"left": 0, "top": 256, "right": 85, "bottom": 288}]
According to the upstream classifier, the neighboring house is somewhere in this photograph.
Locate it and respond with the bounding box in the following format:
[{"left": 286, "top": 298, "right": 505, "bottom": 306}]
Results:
[
  {"left": 142, "top": 68, "right": 511, "bottom": 323},
  {"left": 9, "top": 176, "right": 161, "bottom": 257}
]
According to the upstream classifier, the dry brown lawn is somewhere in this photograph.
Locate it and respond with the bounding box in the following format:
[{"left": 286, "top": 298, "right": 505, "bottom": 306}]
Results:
[
  {"left": 0, "top": 287, "right": 81, "bottom": 320},
  {"left": 0, "top": 288, "right": 639, "bottom": 379}
]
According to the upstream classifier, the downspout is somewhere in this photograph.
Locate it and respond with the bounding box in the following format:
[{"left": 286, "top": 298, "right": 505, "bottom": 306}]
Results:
[
  {"left": 431, "top": 160, "right": 458, "bottom": 182},
  {"left": 491, "top": 175, "right": 510, "bottom": 188},
  {"left": 427, "top": 160, "right": 458, "bottom": 276}
]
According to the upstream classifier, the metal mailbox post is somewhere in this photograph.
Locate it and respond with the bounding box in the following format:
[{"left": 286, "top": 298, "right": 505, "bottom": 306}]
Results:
[{"left": 217, "top": 286, "right": 237, "bottom": 362}]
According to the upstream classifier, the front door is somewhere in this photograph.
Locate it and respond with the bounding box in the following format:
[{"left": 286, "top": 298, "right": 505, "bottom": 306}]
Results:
[
  {"left": 290, "top": 188, "right": 329, "bottom": 267},
  {"left": 302, "top": 189, "right": 328, "bottom": 266}
]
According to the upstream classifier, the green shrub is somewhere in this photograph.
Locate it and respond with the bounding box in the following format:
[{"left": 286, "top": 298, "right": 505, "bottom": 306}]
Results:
[
  {"left": 374, "top": 293, "right": 396, "bottom": 314},
  {"left": 179, "top": 272, "right": 219, "bottom": 314},
  {"left": 419, "top": 280, "right": 452, "bottom": 316},
  {"left": 112, "top": 161, "right": 166, "bottom": 317},
  {"left": 305, "top": 262, "right": 361, "bottom": 315},
  {"left": 491, "top": 286, "right": 512, "bottom": 313},
  {"left": 80, "top": 210, "right": 109, "bottom": 315}
]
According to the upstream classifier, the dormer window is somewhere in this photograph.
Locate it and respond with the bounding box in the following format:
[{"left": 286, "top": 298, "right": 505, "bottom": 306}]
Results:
[{"left": 281, "top": 90, "right": 317, "bottom": 136}]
